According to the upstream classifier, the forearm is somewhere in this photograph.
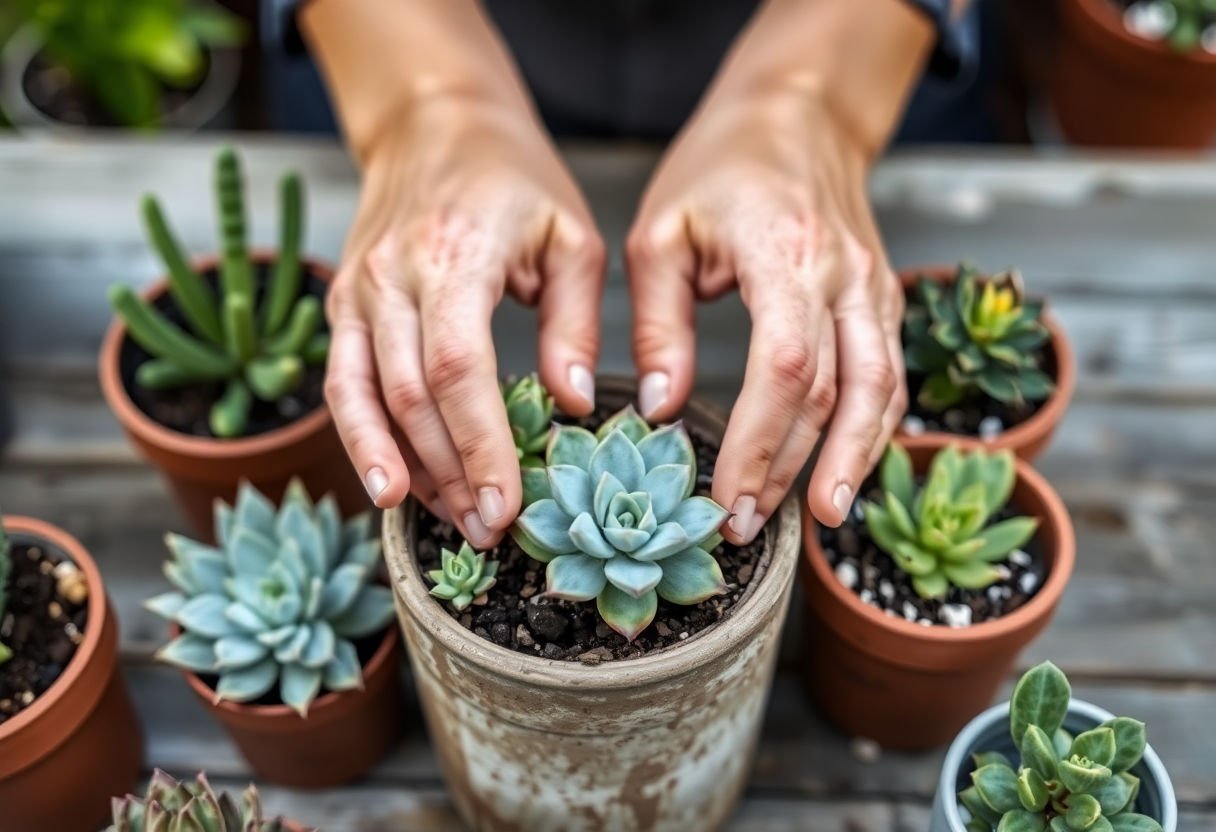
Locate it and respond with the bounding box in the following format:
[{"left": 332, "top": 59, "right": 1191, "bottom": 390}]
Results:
[
  {"left": 300, "top": 0, "right": 536, "bottom": 164},
  {"left": 701, "top": 0, "right": 941, "bottom": 160}
]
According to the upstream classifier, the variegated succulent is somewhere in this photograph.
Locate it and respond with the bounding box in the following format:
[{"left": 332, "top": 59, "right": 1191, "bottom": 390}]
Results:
[
  {"left": 511, "top": 405, "right": 729, "bottom": 640},
  {"left": 146, "top": 480, "right": 394, "bottom": 716},
  {"left": 960, "top": 662, "right": 1164, "bottom": 832},
  {"left": 904, "top": 264, "right": 1054, "bottom": 412},
  {"left": 428, "top": 542, "right": 498, "bottom": 611},
  {"left": 863, "top": 444, "right": 1038, "bottom": 600},
  {"left": 0, "top": 520, "right": 10, "bottom": 665},
  {"left": 503, "top": 373, "right": 554, "bottom": 469},
  {"left": 107, "top": 769, "right": 287, "bottom": 832}
]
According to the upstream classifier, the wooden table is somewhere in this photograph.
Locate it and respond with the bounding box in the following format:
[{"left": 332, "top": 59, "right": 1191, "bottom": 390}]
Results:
[{"left": 0, "top": 137, "right": 1213, "bottom": 830}]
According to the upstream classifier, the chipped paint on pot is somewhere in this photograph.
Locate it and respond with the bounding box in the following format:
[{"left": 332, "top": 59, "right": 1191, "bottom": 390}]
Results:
[{"left": 382, "top": 379, "right": 800, "bottom": 832}]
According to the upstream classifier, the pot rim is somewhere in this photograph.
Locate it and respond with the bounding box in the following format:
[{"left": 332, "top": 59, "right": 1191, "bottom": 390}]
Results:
[
  {"left": 802, "top": 444, "right": 1075, "bottom": 647},
  {"left": 0, "top": 21, "right": 244, "bottom": 132},
  {"left": 1069, "top": 0, "right": 1216, "bottom": 67},
  {"left": 98, "top": 251, "right": 336, "bottom": 462},
  {"left": 383, "top": 377, "right": 802, "bottom": 691},
  {"left": 896, "top": 265, "right": 1076, "bottom": 457},
  {"left": 937, "top": 699, "right": 1178, "bottom": 831},
  {"left": 0, "top": 516, "right": 109, "bottom": 745},
  {"left": 178, "top": 622, "right": 399, "bottom": 727}
]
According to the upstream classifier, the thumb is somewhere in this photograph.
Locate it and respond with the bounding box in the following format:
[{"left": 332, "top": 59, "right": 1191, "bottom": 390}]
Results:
[
  {"left": 624, "top": 220, "right": 697, "bottom": 421},
  {"left": 538, "top": 214, "right": 607, "bottom": 416}
]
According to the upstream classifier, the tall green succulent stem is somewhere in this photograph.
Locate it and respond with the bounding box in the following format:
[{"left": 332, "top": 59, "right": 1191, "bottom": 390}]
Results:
[
  {"left": 215, "top": 147, "right": 254, "bottom": 304},
  {"left": 265, "top": 296, "right": 321, "bottom": 358},
  {"left": 262, "top": 173, "right": 304, "bottom": 336},
  {"left": 141, "top": 195, "right": 223, "bottom": 344},
  {"left": 210, "top": 378, "right": 252, "bottom": 438},
  {"left": 109, "top": 286, "right": 236, "bottom": 377}
]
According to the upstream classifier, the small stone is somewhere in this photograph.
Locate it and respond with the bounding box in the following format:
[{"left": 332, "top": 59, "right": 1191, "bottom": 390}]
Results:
[
  {"left": 541, "top": 643, "right": 565, "bottom": 660},
  {"left": 595, "top": 622, "right": 611, "bottom": 639},
  {"left": 526, "top": 604, "right": 570, "bottom": 641},
  {"left": 489, "top": 622, "right": 511, "bottom": 645},
  {"left": 862, "top": 564, "right": 881, "bottom": 586},
  {"left": 1009, "top": 549, "right": 1032, "bottom": 567},
  {"left": 65, "top": 622, "right": 83, "bottom": 644},
  {"left": 994, "top": 565, "right": 1012, "bottom": 581},
  {"left": 655, "top": 621, "right": 673, "bottom": 638},
  {"left": 737, "top": 563, "right": 754, "bottom": 585},
  {"left": 47, "top": 601, "right": 63, "bottom": 619},
  {"left": 883, "top": 608, "right": 897, "bottom": 618},
  {"left": 850, "top": 737, "right": 882, "bottom": 764},
  {"left": 859, "top": 589, "right": 875, "bottom": 606},
  {"left": 902, "top": 601, "right": 918, "bottom": 621},
  {"left": 944, "top": 409, "right": 967, "bottom": 431},
  {"left": 939, "top": 603, "right": 973, "bottom": 629},
  {"left": 278, "top": 397, "right": 304, "bottom": 419},
  {"left": 576, "top": 646, "right": 613, "bottom": 665},
  {"left": 519, "top": 584, "right": 537, "bottom": 599},
  {"left": 1125, "top": 1, "right": 1175, "bottom": 40},
  {"left": 19, "top": 690, "right": 34, "bottom": 705},
  {"left": 836, "top": 525, "right": 859, "bottom": 558},
  {"left": 459, "top": 613, "right": 473, "bottom": 629},
  {"left": 515, "top": 625, "right": 535, "bottom": 647},
  {"left": 978, "top": 416, "right": 1004, "bottom": 441},
  {"left": 1018, "top": 572, "right": 1039, "bottom": 594},
  {"left": 987, "top": 586, "right": 1003, "bottom": 603},
  {"left": 851, "top": 502, "right": 865, "bottom": 523},
  {"left": 678, "top": 631, "right": 689, "bottom": 640},
  {"left": 901, "top": 415, "right": 926, "bottom": 437},
  {"left": 878, "top": 580, "right": 895, "bottom": 601},
  {"left": 918, "top": 618, "right": 934, "bottom": 627},
  {"left": 834, "top": 561, "right": 859, "bottom": 589}
]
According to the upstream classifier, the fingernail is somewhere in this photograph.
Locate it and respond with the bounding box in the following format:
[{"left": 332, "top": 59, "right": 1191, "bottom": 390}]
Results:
[
  {"left": 832, "top": 483, "right": 854, "bottom": 524},
  {"left": 639, "top": 371, "right": 669, "bottom": 420},
  {"left": 478, "top": 487, "right": 505, "bottom": 525},
  {"left": 729, "top": 495, "right": 756, "bottom": 539},
  {"left": 745, "top": 512, "right": 767, "bottom": 543},
  {"left": 430, "top": 499, "right": 453, "bottom": 524},
  {"left": 569, "top": 364, "right": 595, "bottom": 407},
  {"left": 463, "top": 511, "right": 493, "bottom": 548},
  {"left": 364, "top": 467, "right": 388, "bottom": 502}
]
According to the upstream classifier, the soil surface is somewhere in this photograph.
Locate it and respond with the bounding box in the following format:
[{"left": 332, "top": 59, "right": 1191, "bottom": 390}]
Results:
[
  {"left": 817, "top": 474, "right": 1047, "bottom": 628},
  {"left": 0, "top": 541, "right": 89, "bottom": 725},
  {"left": 119, "top": 265, "right": 328, "bottom": 439},
  {"left": 415, "top": 406, "right": 766, "bottom": 663},
  {"left": 22, "top": 50, "right": 210, "bottom": 127}
]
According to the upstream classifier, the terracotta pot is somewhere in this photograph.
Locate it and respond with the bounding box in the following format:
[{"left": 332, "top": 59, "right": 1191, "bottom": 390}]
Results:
[
  {"left": 180, "top": 624, "right": 404, "bottom": 788},
  {"left": 99, "top": 253, "right": 366, "bottom": 540},
  {"left": 897, "top": 266, "right": 1076, "bottom": 461},
  {"left": 383, "top": 377, "right": 801, "bottom": 832},
  {"left": 929, "top": 699, "right": 1177, "bottom": 831},
  {"left": 0, "top": 516, "right": 143, "bottom": 832},
  {"left": 1051, "top": 0, "right": 1216, "bottom": 148},
  {"left": 799, "top": 444, "right": 1076, "bottom": 750}
]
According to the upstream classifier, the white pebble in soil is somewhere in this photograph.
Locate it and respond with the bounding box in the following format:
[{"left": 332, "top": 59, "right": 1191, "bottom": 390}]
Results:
[
  {"left": 850, "top": 737, "right": 882, "bottom": 764},
  {"left": 859, "top": 589, "right": 875, "bottom": 606},
  {"left": 835, "top": 561, "right": 859, "bottom": 589},
  {"left": 1124, "top": 1, "right": 1176, "bottom": 40},
  {"left": 851, "top": 502, "right": 866, "bottom": 523},
  {"left": 987, "top": 586, "right": 1003, "bottom": 604},
  {"left": 978, "top": 415, "right": 1004, "bottom": 441},
  {"left": 1009, "top": 548, "right": 1031, "bottom": 568},
  {"left": 878, "top": 580, "right": 895, "bottom": 601},
  {"left": 1019, "top": 572, "right": 1039, "bottom": 594},
  {"left": 903, "top": 601, "right": 919, "bottom": 621},
  {"left": 994, "top": 565, "right": 1012, "bottom": 581},
  {"left": 901, "top": 414, "right": 926, "bottom": 436},
  {"left": 1204, "top": 25, "right": 1216, "bottom": 54},
  {"left": 939, "top": 603, "right": 973, "bottom": 629}
]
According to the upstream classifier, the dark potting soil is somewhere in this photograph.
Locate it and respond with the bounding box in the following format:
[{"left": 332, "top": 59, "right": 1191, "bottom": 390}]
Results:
[
  {"left": 415, "top": 406, "right": 767, "bottom": 663},
  {"left": 817, "top": 474, "right": 1048, "bottom": 628},
  {"left": 22, "top": 50, "right": 211, "bottom": 128},
  {"left": 193, "top": 629, "right": 388, "bottom": 708},
  {"left": 118, "top": 264, "right": 328, "bottom": 439},
  {"left": 0, "top": 541, "right": 89, "bottom": 725}
]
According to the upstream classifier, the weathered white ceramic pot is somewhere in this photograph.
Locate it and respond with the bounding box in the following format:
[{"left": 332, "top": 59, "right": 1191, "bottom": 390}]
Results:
[
  {"left": 930, "top": 699, "right": 1178, "bottom": 832},
  {"left": 382, "top": 380, "right": 800, "bottom": 832}
]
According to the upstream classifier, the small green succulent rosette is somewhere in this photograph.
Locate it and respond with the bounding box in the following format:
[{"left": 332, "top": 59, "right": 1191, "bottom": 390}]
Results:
[
  {"left": 502, "top": 372, "right": 555, "bottom": 469},
  {"left": 107, "top": 769, "right": 286, "bottom": 832},
  {"left": 959, "top": 662, "right": 1163, "bottom": 832},
  {"left": 428, "top": 542, "right": 499, "bottom": 611},
  {"left": 146, "top": 480, "right": 394, "bottom": 716},
  {"left": 511, "top": 405, "right": 730, "bottom": 641}
]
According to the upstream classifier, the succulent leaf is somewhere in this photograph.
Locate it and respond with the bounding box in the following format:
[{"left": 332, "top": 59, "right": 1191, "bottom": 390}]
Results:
[
  {"left": 105, "top": 770, "right": 287, "bottom": 832},
  {"left": 510, "top": 406, "right": 729, "bottom": 640},
  {"left": 149, "top": 480, "right": 390, "bottom": 714}
]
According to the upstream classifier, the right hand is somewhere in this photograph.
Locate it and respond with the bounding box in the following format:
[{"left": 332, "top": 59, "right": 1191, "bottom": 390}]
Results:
[{"left": 324, "top": 96, "right": 605, "bottom": 548}]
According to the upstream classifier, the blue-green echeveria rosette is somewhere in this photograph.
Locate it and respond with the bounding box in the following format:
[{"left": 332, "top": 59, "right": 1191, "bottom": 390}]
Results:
[
  {"left": 511, "top": 405, "right": 731, "bottom": 641},
  {"left": 146, "top": 479, "right": 395, "bottom": 716}
]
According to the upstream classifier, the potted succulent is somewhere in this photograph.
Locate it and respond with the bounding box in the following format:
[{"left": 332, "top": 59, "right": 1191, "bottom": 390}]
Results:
[
  {"left": 899, "top": 264, "right": 1075, "bottom": 461},
  {"left": 0, "top": 513, "right": 143, "bottom": 832},
  {"left": 932, "top": 662, "right": 1177, "bottom": 832},
  {"left": 145, "top": 480, "right": 402, "bottom": 788},
  {"left": 800, "top": 442, "right": 1075, "bottom": 750},
  {"left": 1, "top": 0, "right": 245, "bottom": 131},
  {"left": 107, "top": 769, "right": 312, "bottom": 832},
  {"left": 383, "top": 376, "right": 800, "bottom": 830},
  {"left": 100, "top": 147, "right": 364, "bottom": 538},
  {"left": 1051, "top": 0, "right": 1216, "bottom": 147}
]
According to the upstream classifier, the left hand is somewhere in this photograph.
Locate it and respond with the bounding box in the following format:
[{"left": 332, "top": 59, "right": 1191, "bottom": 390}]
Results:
[{"left": 626, "top": 89, "right": 906, "bottom": 543}]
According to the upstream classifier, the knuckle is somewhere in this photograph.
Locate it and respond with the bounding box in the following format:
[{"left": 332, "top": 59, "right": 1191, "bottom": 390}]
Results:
[
  {"left": 807, "top": 377, "right": 838, "bottom": 420},
  {"left": 859, "top": 360, "right": 898, "bottom": 401},
  {"left": 382, "top": 376, "right": 431, "bottom": 420},
  {"left": 323, "top": 373, "right": 353, "bottom": 407},
  {"left": 424, "top": 337, "right": 480, "bottom": 389},
  {"left": 767, "top": 338, "right": 815, "bottom": 391},
  {"left": 433, "top": 466, "right": 469, "bottom": 496},
  {"left": 453, "top": 429, "right": 496, "bottom": 468},
  {"left": 765, "top": 465, "right": 798, "bottom": 498}
]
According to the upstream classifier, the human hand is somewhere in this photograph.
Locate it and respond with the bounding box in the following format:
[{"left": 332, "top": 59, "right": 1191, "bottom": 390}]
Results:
[
  {"left": 324, "top": 96, "right": 605, "bottom": 548},
  {"left": 626, "top": 90, "right": 906, "bottom": 543}
]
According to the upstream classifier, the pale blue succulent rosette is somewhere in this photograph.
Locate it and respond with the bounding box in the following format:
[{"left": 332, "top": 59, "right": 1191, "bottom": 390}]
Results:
[
  {"left": 146, "top": 480, "right": 395, "bottom": 716},
  {"left": 511, "top": 405, "right": 730, "bottom": 641}
]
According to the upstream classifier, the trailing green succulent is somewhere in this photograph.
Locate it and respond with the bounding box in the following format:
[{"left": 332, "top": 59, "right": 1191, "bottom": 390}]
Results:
[
  {"left": 146, "top": 480, "right": 394, "bottom": 716},
  {"left": 863, "top": 444, "right": 1038, "bottom": 600},
  {"left": 904, "top": 263, "right": 1053, "bottom": 412},
  {"left": 511, "top": 405, "right": 729, "bottom": 640},
  {"left": 0, "top": 520, "right": 10, "bottom": 665},
  {"left": 428, "top": 542, "right": 498, "bottom": 611},
  {"left": 109, "top": 147, "right": 328, "bottom": 438},
  {"left": 503, "top": 373, "right": 555, "bottom": 468},
  {"left": 107, "top": 769, "right": 286, "bottom": 832},
  {"left": 960, "top": 662, "right": 1163, "bottom": 832}
]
